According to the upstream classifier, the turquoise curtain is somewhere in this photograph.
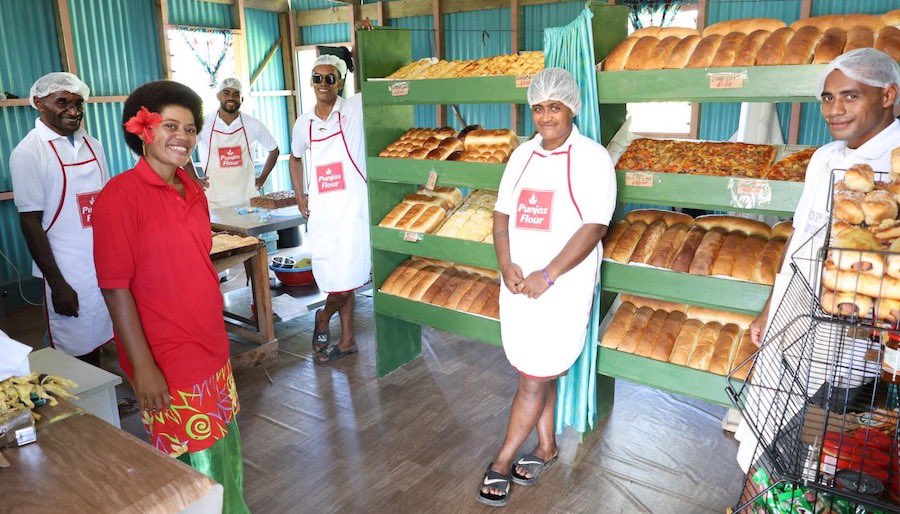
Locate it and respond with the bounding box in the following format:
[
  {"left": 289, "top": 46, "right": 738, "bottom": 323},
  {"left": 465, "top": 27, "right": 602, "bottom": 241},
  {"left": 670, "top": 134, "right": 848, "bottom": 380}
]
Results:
[{"left": 544, "top": 7, "right": 603, "bottom": 435}]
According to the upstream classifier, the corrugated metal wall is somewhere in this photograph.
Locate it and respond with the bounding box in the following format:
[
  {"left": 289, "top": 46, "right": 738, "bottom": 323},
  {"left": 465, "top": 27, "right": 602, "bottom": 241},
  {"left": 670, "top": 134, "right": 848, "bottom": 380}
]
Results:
[
  {"left": 300, "top": 23, "right": 351, "bottom": 45},
  {"left": 168, "top": 0, "right": 234, "bottom": 28}
]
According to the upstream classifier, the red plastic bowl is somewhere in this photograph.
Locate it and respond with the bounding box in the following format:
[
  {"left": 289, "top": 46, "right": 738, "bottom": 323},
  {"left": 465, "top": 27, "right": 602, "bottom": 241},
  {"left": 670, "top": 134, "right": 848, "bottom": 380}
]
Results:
[{"left": 270, "top": 265, "right": 315, "bottom": 286}]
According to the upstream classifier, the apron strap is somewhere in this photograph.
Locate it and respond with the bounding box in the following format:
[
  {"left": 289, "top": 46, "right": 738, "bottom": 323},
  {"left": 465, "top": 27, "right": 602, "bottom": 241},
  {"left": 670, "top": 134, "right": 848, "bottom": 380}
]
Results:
[
  {"left": 565, "top": 147, "right": 582, "bottom": 221},
  {"left": 308, "top": 112, "right": 366, "bottom": 184},
  {"left": 46, "top": 140, "right": 70, "bottom": 233}
]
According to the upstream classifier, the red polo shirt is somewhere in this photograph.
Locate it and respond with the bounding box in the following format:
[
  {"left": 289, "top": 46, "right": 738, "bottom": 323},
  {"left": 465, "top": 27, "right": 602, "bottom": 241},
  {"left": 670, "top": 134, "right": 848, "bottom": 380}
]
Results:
[{"left": 92, "top": 158, "right": 229, "bottom": 387}]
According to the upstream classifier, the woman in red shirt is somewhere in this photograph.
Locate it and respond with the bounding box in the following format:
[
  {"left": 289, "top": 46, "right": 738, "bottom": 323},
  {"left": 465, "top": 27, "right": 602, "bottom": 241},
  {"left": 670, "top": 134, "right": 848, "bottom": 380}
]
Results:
[{"left": 92, "top": 81, "right": 248, "bottom": 513}]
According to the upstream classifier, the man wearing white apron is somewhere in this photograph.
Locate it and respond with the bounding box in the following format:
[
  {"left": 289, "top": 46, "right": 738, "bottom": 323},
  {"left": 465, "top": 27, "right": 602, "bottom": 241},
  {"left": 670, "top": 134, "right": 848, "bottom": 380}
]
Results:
[
  {"left": 737, "top": 49, "right": 900, "bottom": 472},
  {"left": 188, "top": 77, "right": 280, "bottom": 209},
  {"left": 289, "top": 54, "right": 370, "bottom": 364},
  {"left": 9, "top": 72, "right": 113, "bottom": 363}
]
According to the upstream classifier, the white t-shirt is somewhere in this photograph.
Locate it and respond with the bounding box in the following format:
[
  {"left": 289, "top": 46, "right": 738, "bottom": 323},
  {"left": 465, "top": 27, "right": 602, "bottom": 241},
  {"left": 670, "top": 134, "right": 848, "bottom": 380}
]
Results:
[
  {"left": 290, "top": 94, "right": 366, "bottom": 189},
  {"left": 197, "top": 111, "right": 279, "bottom": 170}
]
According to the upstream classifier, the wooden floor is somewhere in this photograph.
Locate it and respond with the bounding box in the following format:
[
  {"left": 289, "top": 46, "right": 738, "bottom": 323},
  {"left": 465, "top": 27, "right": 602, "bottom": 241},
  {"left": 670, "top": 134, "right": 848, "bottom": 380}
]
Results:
[{"left": 2, "top": 295, "right": 745, "bottom": 513}]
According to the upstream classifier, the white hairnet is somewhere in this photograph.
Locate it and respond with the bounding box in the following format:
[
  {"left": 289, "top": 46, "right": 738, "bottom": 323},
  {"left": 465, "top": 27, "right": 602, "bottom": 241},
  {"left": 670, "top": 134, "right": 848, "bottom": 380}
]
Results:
[
  {"left": 527, "top": 67, "right": 581, "bottom": 116},
  {"left": 313, "top": 54, "right": 347, "bottom": 79},
  {"left": 218, "top": 77, "right": 243, "bottom": 93},
  {"left": 29, "top": 72, "right": 89, "bottom": 109},
  {"left": 820, "top": 48, "right": 900, "bottom": 105}
]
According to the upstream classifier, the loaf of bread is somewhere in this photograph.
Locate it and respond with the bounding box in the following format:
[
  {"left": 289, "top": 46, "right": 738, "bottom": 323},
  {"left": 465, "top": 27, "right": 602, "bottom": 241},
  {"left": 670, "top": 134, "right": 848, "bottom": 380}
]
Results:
[
  {"left": 632, "top": 26, "right": 700, "bottom": 39},
  {"left": 625, "top": 209, "right": 693, "bottom": 227},
  {"left": 846, "top": 163, "right": 875, "bottom": 192},
  {"left": 884, "top": 9, "right": 900, "bottom": 27},
  {"left": 711, "top": 232, "right": 747, "bottom": 277},
  {"left": 409, "top": 205, "right": 446, "bottom": 233},
  {"left": 421, "top": 268, "right": 458, "bottom": 303},
  {"left": 845, "top": 25, "right": 877, "bottom": 52},
  {"left": 783, "top": 26, "right": 823, "bottom": 64},
  {"left": 669, "top": 319, "right": 704, "bottom": 366},
  {"left": 665, "top": 35, "right": 703, "bottom": 69},
  {"left": 644, "top": 36, "right": 683, "bottom": 70},
  {"left": 791, "top": 14, "right": 883, "bottom": 33},
  {"left": 625, "top": 36, "right": 661, "bottom": 70},
  {"left": 629, "top": 220, "right": 667, "bottom": 264},
  {"left": 418, "top": 186, "right": 463, "bottom": 208},
  {"left": 428, "top": 271, "right": 470, "bottom": 306},
  {"left": 689, "top": 228, "right": 726, "bottom": 275},
  {"left": 610, "top": 221, "right": 648, "bottom": 263},
  {"left": 463, "top": 129, "right": 518, "bottom": 153},
  {"left": 733, "top": 30, "right": 771, "bottom": 66},
  {"left": 756, "top": 27, "right": 795, "bottom": 65},
  {"left": 603, "top": 221, "right": 630, "bottom": 259},
  {"left": 456, "top": 277, "right": 492, "bottom": 312},
  {"left": 820, "top": 289, "right": 874, "bottom": 318},
  {"left": 711, "top": 32, "right": 747, "bottom": 67},
  {"left": 454, "top": 263, "right": 500, "bottom": 280},
  {"left": 686, "top": 306, "right": 755, "bottom": 327},
  {"left": 703, "top": 18, "right": 786, "bottom": 37},
  {"left": 648, "top": 224, "right": 690, "bottom": 269},
  {"left": 687, "top": 322, "right": 723, "bottom": 371},
  {"left": 732, "top": 235, "right": 768, "bottom": 281},
  {"left": 754, "top": 239, "right": 785, "bottom": 285},
  {"left": 876, "top": 26, "right": 900, "bottom": 63},
  {"left": 404, "top": 193, "right": 451, "bottom": 210},
  {"left": 671, "top": 226, "right": 707, "bottom": 273},
  {"left": 481, "top": 294, "right": 500, "bottom": 319},
  {"left": 601, "top": 302, "right": 637, "bottom": 349},
  {"left": 379, "top": 202, "right": 415, "bottom": 228},
  {"left": 464, "top": 285, "right": 493, "bottom": 315},
  {"left": 708, "top": 323, "right": 742, "bottom": 375},
  {"left": 634, "top": 309, "right": 670, "bottom": 357},
  {"left": 771, "top": 220, "right": 793, "bottom": 240},
  {"left": 687, "top": 34, "right": 724, "bottom": 68},
  {"left": 693, "top": 215, "right": 771, "bottom": 238},
  {"left": 440, "top": 274, "right": 480, "bottom": 310},
  {"left": 400, "top": 266, "right": 444, "bottom": 299},
  {"left": 862, "top": 190, "right": 898, "bottom": 226},
  {"left": 649, "top": 310, "right": 688, "bottom": 362},
  {"left": 813, "top": 27, "right": 847, "bottom": 64},
  {"left": 382, "top": 260, "right": 429, "bottom": 295},
  {"left": 729, "top": 331, "right": 756, "bottom": 381},
  {"left": 604, "top": 38, "right": 639, "bottom": 71},
  {"left": 617, "top": 306, "right": 655, "bottom": 354}
]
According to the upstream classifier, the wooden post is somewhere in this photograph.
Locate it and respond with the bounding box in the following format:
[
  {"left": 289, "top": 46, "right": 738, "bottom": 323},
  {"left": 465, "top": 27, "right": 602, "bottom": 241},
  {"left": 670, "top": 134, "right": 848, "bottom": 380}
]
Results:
[
  {"left": 787, "top": 0, "right": 812, "bottom": 145},
  {"left": 287, "top": 10, "right": 302, "bottom": 118},
  {"left": 233, "top": 0, "right": 251, "bottom": 89},
  {"left": 349, "top": 2, "right": 361, "bottom": 92},
  {"left": 432, "top": 0, "right": 446, "bottom": 126},
  {"left": 510, "top": 0, "right": 520, "bottom": 134},
  {"left": 54, "top": 0, "right": 77, "bottom": 74},
  {"left": 376, "top": 1, "right": 385, "bottom": 26},
  {"left": 689, "top": 0, "right": 707, "bottom": 139},
  {"left": 279, "top": 12, "right": 298, "bottom": 124},
  {"left": 156, "top": 0, "right": 172, "bottom": 79}
]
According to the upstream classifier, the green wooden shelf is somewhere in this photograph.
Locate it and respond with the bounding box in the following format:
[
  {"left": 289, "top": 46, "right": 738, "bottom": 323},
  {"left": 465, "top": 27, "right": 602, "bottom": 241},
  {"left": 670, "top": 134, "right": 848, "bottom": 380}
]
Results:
[
  {"left": 371, "top": 226, "right": 498, "bottom": 269},
  {"left": 597, "top": 64, "right": 827, "bottom": 103},
  {"left": 597, "top": 347, "right": 739, "bottom": 406},
  {"left": 361, "top": 76, "right": 529, "bottom": 105},
  {"left": 375, "top": 292, "right": 501, "bottom": 345},
  {"left": 367, "top": 157, "right": 504, "bottom": 190},
  {"left": 615, "top": 170, "right": 803, "bottom": 217},
  {"left": 601, "top": 262, "right": 769, "bottom": 315}
]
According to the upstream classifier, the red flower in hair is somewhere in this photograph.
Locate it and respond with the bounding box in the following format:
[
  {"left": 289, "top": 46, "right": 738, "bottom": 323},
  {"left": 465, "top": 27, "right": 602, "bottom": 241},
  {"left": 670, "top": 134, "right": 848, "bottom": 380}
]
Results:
[{"left": 124, "top": 106, "right": 163, "bottom": 144}]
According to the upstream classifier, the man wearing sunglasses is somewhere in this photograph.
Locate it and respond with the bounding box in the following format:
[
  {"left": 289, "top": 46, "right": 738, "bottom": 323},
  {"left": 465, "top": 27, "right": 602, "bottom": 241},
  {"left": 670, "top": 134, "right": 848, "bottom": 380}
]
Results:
[{"left": 290, "top": 53, "right": 370, "bottom": 364}]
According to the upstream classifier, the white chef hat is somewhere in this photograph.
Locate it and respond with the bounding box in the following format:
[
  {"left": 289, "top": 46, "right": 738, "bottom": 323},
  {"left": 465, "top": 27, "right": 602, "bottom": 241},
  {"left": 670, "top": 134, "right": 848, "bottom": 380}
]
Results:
[
  {"left": 29, "top": 72, "right": 90, "bottom": 109},
  {"left": 313, "top": 54, "right": 347, "bottom": 79},
  {"left": 218, "top": 77, "right": 243, "bottom": 94},
  {"left": 527, "top": 67, "right": 581, "bottom": 116},
  {"left": 820, "top": 48, "right": 900, "bottom": 105}
]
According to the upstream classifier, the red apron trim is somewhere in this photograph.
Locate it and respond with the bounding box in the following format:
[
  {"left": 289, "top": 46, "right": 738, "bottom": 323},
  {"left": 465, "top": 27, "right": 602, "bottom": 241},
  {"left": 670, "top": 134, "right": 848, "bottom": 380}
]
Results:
[
  {"left": 46, "top": 138, "right": 100, "bottom": 233},
  {"left": 307, "top": 111, "right": 366, "bottom": 184},
  {"left": 508, "top": 144, "right": 581, "bottom": 221}
]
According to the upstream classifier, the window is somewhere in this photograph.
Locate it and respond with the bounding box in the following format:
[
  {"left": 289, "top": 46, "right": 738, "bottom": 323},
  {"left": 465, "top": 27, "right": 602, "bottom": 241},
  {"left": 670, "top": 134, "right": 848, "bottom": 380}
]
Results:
[{"left": 168, "top": 27, "right": 236, "bottom": 114}]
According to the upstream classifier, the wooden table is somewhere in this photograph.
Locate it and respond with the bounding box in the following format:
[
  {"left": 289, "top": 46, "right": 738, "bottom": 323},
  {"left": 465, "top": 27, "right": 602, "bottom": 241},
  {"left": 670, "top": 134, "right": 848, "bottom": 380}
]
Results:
[
  {"left": 0, "top": 402, "right": 221, "bottom": 513},
  {"left": 209, "top": 203, "right": 305, "bottom": 237}
]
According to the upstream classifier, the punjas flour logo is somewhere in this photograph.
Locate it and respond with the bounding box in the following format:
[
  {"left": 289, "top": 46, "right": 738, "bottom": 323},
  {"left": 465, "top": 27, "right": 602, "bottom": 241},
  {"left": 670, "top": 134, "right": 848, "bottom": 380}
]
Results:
[
  {"left": 515, "top": 189, "right": 553, "bottom": 231},
  {"left": 316, "top": 162, "right": 346, "bottom": 193},
  {"left": 218, "top": 146, "right": 243, "bottom": 167}
]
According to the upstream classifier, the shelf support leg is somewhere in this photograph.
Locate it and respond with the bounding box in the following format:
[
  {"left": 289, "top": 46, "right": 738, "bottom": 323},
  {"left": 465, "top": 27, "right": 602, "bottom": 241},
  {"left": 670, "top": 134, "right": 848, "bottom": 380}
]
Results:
[{"left": 375, "top": 313, "right": 422, "bottom": 377}]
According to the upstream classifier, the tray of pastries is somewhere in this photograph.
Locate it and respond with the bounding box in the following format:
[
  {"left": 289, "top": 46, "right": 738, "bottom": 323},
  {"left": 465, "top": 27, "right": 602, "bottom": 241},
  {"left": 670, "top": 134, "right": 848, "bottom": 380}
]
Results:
[
  {"left": 378, "top": 186, "right": 464, "bottom": 234},
  {"left": 379, "top": 126, "right": 518, "bottom": 163},
  {"left": 600, "top": 294, "right": 757, "bottom": 380},
  {"left": 383, "top": 51, "right": 544, "bottom": 80},
  {"left": 603, "top": 12, "right": 899, "bottom": 71},
  {"left": 603, "top": 209, "right": 793, "bottom": 286},
  {"left": 210, "top": 233, "right": 261, "bottom": 255},
  {"left": 380, "top": 258, "right": 500, "bottom": 319},
  {"left": 250, "top": 190, "right": 296, "bottom": 210}
]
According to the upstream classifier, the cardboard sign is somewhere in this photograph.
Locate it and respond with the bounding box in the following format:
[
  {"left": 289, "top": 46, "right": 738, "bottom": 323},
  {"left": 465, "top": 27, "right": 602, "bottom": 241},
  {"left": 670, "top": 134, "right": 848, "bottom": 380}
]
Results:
[
  {"left": 315, "top": 162, "right": 346, "bottom": 194},
  {"left": 729, "top": 178, "right": 772, "bottom": 210},
  {"left": 624, "top": 171, "right": 654, "bottom": 188},
  {"left": 75, "top": 190, "right": 100, "bottom": 228},
  {"left": 390, "top": 82, "right": 409, "bottom": 97},
  {"left": 515, "top": 75, "right": 533, "bottom": 88},
  {"left": 218, "top": 146, "right": 243, "bottom": 168},
  {"left": 425, "top": 170, "right": 438, "bottom": 191},
  {"left": 515, "top": 189, "right": 553, "bottom": 231},
  {"left": 402, "top": 231, "right": 422, "bottom": 242},
  {"left": 708, "top": 72, "right": 745, "bottom": 90}
]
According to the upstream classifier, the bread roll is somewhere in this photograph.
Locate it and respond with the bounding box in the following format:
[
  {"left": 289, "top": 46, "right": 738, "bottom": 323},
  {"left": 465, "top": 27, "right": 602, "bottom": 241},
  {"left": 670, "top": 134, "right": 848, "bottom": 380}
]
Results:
[
  {"left": 441, "top": 274, "right": 479, "bottom": 310},
  {"left": 664, "top": 35, "right": 702, "bottom": 69},
  {"left": 876, "top": 26, "right": 900, "bottom": 61},
  {"left": 379, "top": 202, "right": 414, "bottom": 228},
  {"left": 862, "top": 190, "right": 898, "bottom": 226},
  {"left": 429, "top": 271, "right": 471, "bottom": 306},
  {"left": 756, "top": 27, "right": 795, "bottom": 65},
  {"left": 703, "top": 18, "right": 786, "bottom": 38},
  {"left": 844, "top": 25, "right": 876, "bottom": 52},
  {"left": 729, "top": 331, "right": 756, "bottom": 381},
  {"left": 462, "top": 129, "right": 518, "bottom": 153},
  {"left": 754, "top": 239, "right": 785, "bottom": 285},
  {"left": 603, "top": 221, "right": 630, "bottom": 260},
  {"left": 625, "top": 36, "right": 661, "bottom": 70},
  {"left": 886, "top": 239, "right": 900, "bottom": 279},
  {"left": 689, "top": 228, "right": 726, "bottom": 275},
  {"left": 813, "top": 27, "right": 847, "bottom": 64},
  {"left": 733, "top": 30, "right": 771, "bottom": 66},
  {"left": 382, "top": 260, "right": 429, "bottom": 295},
  {"left": 687, "top": 34, "right": 724, "bottom": 68},
  {"left": 685, "top": 306, "right": 756, "bottom": 327},
  {"left": 617, "top": 306, "right": 655, "bottom": 354},
  {"left": 876, "top": 297, "right": 900, "bottom": 325},
  {"left": 732, "top": 235, "right": 768, "bottom": 281},
  {"left": 421, "top": 268, "right": 458, "bottom": 303},
  {"left": 625, "top": 209, "right": 693, "bottom": 227},
  {"left": 693, "top": 215, "right": 771, "bottom": 238},
  {"left": 425, "top": 147, "right": 453, "bottom": 160},
  {"left": 669, "top": 319, "right": 703, "bottom": 366},
  {"left": 649, "top": 310, "right": 687, "bottom": 362},
  {"left": 833, "top": 191, "right": 865, "bottom": 225},
  {"left": 643, "top": 36, "right": 683, "bottom": 70},
  {"left": 783, "top": 26, "right": 823, "bottom": 64},
  {"left": 629, "top": 220, "right": 667, "bottom": 264},
  {"left": 708, "top": 324, "right": 742, "bottom": 375},
  {"left": 610, "top": 221, "right": 647, "bottom": 263},
  {"left": 634, "top": 309, "right": 670, "bottom": 357},
  {"left": 687, "top": 322, "right": 723, "bottom": 371},
  {"left": 845, "top": 163, "right": 875, "bottom": 192},
  {"left": 771, "top": 220, "right": 793, "bottom": 240},
  {"left": 711, "top": 32, "right": 747, "bottom": 67},
  {"left": 400, "top": 266, "right": 443, "bottom": 298},
  {"left": 820, "top": 289, "right": 874, "bottom": 318},
  {"left": 791, "top": 14, "right": 883, "bottom": 33},
  {"left": 601, "top": 302, "right": 637, "bottom": 349},
  {"left": 648, "top": 224, "right": 690, "bottom": 269},
  {"left": 711, "top": 232, "right": 747, "bottom": 277},
  {"left": 671, "top": 226, "right": 707, "bottom": 273},
  {"left": 822, "top": 268, "right": 900, "bottom": 300},
  {"left": 604, "top": 38, "right": 639, "bottom": 71},
  {"left": 408, "top": 147, "right": 430, "bottom": 160}
]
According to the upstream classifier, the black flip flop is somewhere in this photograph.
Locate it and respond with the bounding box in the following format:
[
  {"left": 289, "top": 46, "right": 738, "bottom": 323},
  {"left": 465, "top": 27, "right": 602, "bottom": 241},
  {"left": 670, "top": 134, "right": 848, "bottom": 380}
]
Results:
[
  {"left": 314, "top": 343, "right": 358, "bottom": 364},
  {"left": 476, "top": 464, "right": 511, "bottom": 507},
  {"left": 312, "top": 309, "right": 330, "bottom": 352},
  {"left": 510, "top": 453, "right": 557, "bottom": 486}
]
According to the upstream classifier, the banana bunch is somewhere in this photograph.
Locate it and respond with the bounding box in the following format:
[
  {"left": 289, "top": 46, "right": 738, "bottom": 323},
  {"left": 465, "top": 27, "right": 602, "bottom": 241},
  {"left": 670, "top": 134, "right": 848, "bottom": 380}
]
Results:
[{"left": 0, "top": 373, "right": 78, "bottom": 416}]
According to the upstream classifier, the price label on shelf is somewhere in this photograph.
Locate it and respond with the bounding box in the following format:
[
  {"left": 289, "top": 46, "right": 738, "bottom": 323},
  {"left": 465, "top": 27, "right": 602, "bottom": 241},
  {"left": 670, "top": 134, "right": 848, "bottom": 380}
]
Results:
[
  {"left": 515, "top": 75, "right": 533, "bottom": 88},
  {"left": 708, "top": 72, "right": 745, "bottom": 90},
  {"left": 624, "top": 171, "right": 654, "bottom": 188},
  {"left": 425, "top": 170, "right": 438, "bottom": 191},
  {"left": 390, "top": 82, "right": 409, "bottom": 97},
  {"left": 402, "top": 231, "right": 423, "bottom": 242},
  {"left": 728, "top": 178, "right": 772, "bottom": 209}
]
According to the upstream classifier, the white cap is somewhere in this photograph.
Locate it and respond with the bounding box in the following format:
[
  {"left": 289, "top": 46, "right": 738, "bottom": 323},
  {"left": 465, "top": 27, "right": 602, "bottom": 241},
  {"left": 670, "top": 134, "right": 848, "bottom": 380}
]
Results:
[
  {"left": 29, "top": 72, "right": 89, "bottom": 109},
  {"left": 218, "top": 77, "right": 242, "bottom": 94},
  {"left": 313, "top": 54, "right": 347, "bottom": 79},
  {"left": 527, "top": 67, "right": 581, "bottom": 116},
  {"left": 820, "top": 48, "right": 900, "bottom": 105}
]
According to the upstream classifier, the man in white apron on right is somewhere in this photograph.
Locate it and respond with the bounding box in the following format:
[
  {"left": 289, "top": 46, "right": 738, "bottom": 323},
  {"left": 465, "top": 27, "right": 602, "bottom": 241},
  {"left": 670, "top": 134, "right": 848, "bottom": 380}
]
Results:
[
  {"left": 9, "top": 72, "right": 113, "bottom": 364},
  {"left": 737, "top": 49, "right": 900, "bottom": 472}
]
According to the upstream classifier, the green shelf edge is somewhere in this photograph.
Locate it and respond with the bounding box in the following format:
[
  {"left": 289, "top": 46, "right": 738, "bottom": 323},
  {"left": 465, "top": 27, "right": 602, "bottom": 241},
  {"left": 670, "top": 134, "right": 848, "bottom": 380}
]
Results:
[
  {"left": 371, "top": 226, "right": 498, "bottom": 269},
  {"left": 374, "top": 292, "right": 501, "bottom": 345},
  {"left": 597, "top": 347, "right": 739, "bottom": 406},
  {"left": 596, "top": 64, "right": 827, "bottom": 103},
  {"left": 362, "top": 76, "right": 529, "bottom": 105},
  {"left": 601, "top": 262, "right": 769, "bottom": 315},
  {"left": 367, "top": 157, "right": 504, "bottom": 190},
  {"left": 616, "top": 170, "right": 802, "bottom": 216}
]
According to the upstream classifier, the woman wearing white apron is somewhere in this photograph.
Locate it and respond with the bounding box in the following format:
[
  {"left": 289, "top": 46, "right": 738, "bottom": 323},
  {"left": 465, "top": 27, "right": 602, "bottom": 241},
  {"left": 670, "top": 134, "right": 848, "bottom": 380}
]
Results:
[
  {"left": 9, "top": 72, "right": 113, "bottom": 361},
  {"left": 289, "top": 54, "right": 371, "bottom": 364},
  {"left": 478, "top": 69, "right": 616, "bottom": 507}
]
